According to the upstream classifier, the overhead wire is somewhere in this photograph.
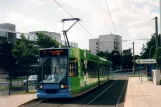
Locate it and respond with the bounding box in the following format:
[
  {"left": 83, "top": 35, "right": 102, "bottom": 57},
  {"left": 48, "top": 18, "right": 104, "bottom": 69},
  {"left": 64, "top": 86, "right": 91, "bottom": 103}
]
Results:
[
  {"left": 104, "top": 0, "right": 117, "bottom": 34},
  {"left": 53, "top": 0, "right": 96, "bottom": 39}
]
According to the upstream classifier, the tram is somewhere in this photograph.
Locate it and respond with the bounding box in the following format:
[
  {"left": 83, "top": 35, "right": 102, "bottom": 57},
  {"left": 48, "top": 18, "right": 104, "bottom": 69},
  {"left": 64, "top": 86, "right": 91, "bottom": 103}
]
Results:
[{"left": 37, "top": 48, "right": 112, "bottom": 98}]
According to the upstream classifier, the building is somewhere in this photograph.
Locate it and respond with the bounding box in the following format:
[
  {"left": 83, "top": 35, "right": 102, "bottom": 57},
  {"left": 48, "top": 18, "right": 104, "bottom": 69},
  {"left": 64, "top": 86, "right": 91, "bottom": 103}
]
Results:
[
  {"left": 61, "top": 41, "right": 78, "bottom": 48},
  {"left": 89, "top": 34, "right": 122, "bottom": 54},
  {"left": 29, "top": 31, "right": 61, "bottom": 43},
  {"left": 89, "top": 39, "right": 98, "bottom": 55},
  {"left": 0, "top": 23, "right": 16, "bottom": 43}
]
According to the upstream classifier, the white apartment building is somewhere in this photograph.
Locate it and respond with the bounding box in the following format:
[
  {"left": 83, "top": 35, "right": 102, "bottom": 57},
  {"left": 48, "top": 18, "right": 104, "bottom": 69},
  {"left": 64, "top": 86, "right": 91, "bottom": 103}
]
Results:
[
  {"left": 89, "top": 34, "right": 122, "bottom": 54},
  {"left": 89, "top": 39, "right": 99, "bottom": 55}
]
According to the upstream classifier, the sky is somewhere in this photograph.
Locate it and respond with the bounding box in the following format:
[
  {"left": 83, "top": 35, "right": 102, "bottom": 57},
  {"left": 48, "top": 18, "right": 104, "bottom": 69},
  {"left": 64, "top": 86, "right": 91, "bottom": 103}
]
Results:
[{"left": 0, "top": 0, "right": 160, "bottom": 55}]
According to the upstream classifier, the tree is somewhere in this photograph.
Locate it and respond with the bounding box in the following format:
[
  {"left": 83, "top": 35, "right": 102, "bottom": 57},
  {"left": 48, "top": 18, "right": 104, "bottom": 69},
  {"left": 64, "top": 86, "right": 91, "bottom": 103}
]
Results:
[
  {"left": 97, "top": 50, "right": 121, "bottom": 70},
  {"left": 140, "top": 34, "right": 156, "bottom": 59},
  {"left": 97, "top": 51, "right": 109, "bottom": 59},
  {"left": 12, "top": 35, "right": 39, "bottom": 92},
  {"left": 36, "top": 32, "right": 60, "bottom": 48},
  {"left": 122, "top": 49, "right": 133, "bottom": 70},
  {"left": 110, "top": 50, "right": 121, "bottom": 70},
  {"left": 154, "top": 47, "right": 161, "bottom": 63},
  {"left": 0, "top": 41, "right": 16, "bottom": 73},
  {"left": 12, "top": 35, "right": 38, "bottom": 66}
]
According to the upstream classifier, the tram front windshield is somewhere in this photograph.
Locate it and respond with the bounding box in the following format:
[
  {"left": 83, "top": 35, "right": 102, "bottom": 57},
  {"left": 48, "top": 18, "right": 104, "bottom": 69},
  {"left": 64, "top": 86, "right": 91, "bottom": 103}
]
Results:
[{"left": 40, "top": 57, "right": 67, "bottom": 84}]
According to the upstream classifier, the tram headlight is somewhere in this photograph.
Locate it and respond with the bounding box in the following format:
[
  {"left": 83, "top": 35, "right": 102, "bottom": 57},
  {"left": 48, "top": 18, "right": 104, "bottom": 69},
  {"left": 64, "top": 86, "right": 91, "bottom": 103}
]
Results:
[
  {"left": 61, "top": 85, "right": 68, "bottom": 88},
  {"left": 37, "top": 84, "right": 43, "bottom": 89}
]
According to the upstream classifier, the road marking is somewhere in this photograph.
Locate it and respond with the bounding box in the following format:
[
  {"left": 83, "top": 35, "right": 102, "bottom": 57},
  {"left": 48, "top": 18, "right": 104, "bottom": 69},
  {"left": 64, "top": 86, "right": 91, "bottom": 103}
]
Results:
[
  {"left": 83, "top": 80, "right": 118, "bottom": 107},
  {"left": 115, "top": 80, "right": 128, "bottom": 107}
]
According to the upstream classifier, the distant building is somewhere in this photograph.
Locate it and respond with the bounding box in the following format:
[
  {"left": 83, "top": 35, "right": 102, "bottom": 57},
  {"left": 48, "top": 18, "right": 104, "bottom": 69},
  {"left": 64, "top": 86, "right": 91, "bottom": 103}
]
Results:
[
  {"left": 29, "top": 31, "right": 61, "bottom": 43},
  {"left": 89, "top": 39, "right": 98, "bottom": 55},
  {"left": 0, "top": 23, "right": 16, "bottom": 43},
  {"left": 61, "top": 41, "right": 78, "bottom": 48},
  {"left": 89, "top": 34, "right": 122, "bottom": 54}
]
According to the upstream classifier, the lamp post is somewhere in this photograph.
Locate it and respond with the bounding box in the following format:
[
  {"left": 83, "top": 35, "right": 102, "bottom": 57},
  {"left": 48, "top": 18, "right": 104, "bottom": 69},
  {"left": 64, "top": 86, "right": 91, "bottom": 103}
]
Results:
[{"left": 149, "top": 45, "right": 156, "bottom": 59}]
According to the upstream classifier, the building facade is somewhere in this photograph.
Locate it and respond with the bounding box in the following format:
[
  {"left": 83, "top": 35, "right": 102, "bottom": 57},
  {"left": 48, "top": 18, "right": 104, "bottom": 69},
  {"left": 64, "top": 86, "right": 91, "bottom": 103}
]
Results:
[
  {"left": 0, "top": 23, "right": 16, "bottom": 43},
  {"left": 89, "top": 34, "right": 122, "bottom": 54},
  {"left": 89, "top": 39, "right": 98, "bottom": 55},
  {"left": 61, "top": 41, "right": 78, "bottom": 48},
  {"left": 29, "top": 31, "right": 61, "bottom": 43}
]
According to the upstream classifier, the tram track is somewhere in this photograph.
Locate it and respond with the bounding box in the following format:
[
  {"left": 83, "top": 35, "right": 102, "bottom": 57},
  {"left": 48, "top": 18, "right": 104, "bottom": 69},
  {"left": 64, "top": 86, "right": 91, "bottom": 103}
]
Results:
[
  {"left": 20, "top": 74, "right": 129, "bottom": 107},
  {"left": 58, "top": 77, "right": 128, "bottom": 107},
  {"left": 83, "top": 80, "right": 118, "bottom": 107},
  {"left": 114, "top": 79, "right": 128, "bottom": 107},
  {"left": 83, "top": 76, "right": 128, "bottom": 107}
]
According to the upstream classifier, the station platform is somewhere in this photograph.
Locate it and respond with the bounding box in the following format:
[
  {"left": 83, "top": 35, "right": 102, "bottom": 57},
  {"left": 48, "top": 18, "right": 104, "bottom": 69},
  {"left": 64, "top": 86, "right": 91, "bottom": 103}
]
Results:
[
  {"left": 0, "top": 94, "right": 36, "bottom": 107},
  {"left": 124, "top": 77, "right": 161, "bottom": 107}
]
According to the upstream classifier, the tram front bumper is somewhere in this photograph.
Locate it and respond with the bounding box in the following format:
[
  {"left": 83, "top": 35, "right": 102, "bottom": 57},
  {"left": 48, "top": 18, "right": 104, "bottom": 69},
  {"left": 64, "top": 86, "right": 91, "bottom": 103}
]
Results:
[{"left": 37, "top": 92, "right": 72, "bottom": 98}]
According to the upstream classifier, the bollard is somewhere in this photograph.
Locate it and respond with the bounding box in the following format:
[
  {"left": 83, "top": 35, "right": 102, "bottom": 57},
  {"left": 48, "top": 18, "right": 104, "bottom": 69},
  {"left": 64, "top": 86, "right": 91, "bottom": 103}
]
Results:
[{"left": 152, "top": 69, "right": 160, "bottom": 85}]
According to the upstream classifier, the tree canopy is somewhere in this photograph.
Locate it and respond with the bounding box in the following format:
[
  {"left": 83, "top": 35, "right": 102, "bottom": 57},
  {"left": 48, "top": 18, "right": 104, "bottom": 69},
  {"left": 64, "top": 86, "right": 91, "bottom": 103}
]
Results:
[
  {"left": 122, "top": 49, "right": 133, "bottom": 69},
  {"left": 97, "top": 50, "right": 121, "bottom": 70},
  {"left": 12, "top": 35, "right": 39, "bottom": 66},
  {"left": 36, "top": 32, "right": 60, "bottom": 48},
  {"left": 140, "top": 34, "right": 156, "bottom": 59}
]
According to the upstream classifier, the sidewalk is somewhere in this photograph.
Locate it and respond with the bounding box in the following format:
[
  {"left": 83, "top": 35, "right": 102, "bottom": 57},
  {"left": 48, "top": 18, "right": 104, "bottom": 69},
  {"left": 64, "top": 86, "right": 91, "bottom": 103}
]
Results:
[
  {"left": 124, "top": 77, "right": 161, "bottom": 107},
  {"left": 0, "top": 94, "right": 36, "bottom": 107}
]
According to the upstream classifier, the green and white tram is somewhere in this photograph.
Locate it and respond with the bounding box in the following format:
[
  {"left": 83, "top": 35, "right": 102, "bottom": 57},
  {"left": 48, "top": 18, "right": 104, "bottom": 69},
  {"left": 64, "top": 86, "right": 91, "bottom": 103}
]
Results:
[{"left": 37, "top": 48, "right": 112, "bottom": 98}]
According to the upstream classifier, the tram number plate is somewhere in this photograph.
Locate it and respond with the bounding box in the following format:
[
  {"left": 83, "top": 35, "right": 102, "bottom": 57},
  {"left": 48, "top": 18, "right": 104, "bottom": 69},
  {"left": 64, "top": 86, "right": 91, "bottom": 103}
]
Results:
[{"left": 40, "top": 49, "right": 68, "bottom": 57}]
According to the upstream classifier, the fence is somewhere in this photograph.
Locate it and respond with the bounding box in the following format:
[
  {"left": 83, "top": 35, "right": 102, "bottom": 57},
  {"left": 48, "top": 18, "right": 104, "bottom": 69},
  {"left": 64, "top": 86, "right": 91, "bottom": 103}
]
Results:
[{"left": 0, "top": 74, "right": 37, "bottom": 96}]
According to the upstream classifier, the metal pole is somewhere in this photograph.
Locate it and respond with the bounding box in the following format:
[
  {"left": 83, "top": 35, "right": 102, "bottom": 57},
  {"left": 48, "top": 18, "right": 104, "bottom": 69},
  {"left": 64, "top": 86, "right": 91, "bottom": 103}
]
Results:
[
  {"left": 155, "top": 17, "right": 159, "bottom": 69},
  {"left": 26, "top": 70, "right": 29, "bottom": 92},
  {"left": 96, "top": 41, "right": 100, "bottom": 86},
  {"left": 8, "top": 69, "right": 12, "bottom": 95},
  {"left": 133, "top": 42, "right": 135, "bottom": 75},
  {"left": 63, "top": 31, "right": 70, "bottom": 48}
]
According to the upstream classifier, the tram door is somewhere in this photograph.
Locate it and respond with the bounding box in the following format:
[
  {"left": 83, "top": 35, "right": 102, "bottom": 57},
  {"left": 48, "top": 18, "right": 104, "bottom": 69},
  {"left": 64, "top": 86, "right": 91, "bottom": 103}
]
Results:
[{"left": 68, "top": 58, "right": 78, "bottom": 76}]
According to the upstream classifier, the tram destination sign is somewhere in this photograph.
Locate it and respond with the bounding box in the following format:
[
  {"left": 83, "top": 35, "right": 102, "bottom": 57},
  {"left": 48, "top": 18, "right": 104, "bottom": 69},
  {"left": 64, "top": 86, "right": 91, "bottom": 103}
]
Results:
[{"left": 40, "top": 49, "right": 68, "bottom": 57}]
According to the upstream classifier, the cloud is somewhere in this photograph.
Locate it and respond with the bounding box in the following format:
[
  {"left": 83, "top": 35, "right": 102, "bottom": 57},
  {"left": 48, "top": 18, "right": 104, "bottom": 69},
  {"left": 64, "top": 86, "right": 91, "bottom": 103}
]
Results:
[
  {"left": 5, "top": 12, "right": 45, "bottom": 32},
  {"left": 0, "top": 0, "right": 159, "bottom": 54}
]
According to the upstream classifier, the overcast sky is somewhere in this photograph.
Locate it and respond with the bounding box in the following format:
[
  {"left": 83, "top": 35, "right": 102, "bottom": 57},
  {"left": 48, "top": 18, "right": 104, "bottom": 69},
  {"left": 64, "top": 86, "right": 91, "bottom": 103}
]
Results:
[{"left": 0, "top": 0, "right": 160, "bottom": 55}]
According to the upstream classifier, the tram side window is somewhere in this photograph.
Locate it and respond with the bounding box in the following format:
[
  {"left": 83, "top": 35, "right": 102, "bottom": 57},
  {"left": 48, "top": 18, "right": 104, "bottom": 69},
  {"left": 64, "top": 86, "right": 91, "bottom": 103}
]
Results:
[{"left": 68, "top": 58, "right": 78, "bottom": 76}]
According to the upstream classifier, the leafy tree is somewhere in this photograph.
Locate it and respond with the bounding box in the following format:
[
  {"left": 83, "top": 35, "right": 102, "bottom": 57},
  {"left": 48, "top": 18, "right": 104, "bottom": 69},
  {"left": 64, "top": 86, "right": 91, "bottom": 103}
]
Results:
[
  {"left": 97, "top": 50, "right": 121, "bottom": 70},
  {"left": 12, "top": 35, "right": 38, "bottom": 66},
  {"left": 0, "top": 41, "right": 15, "bottom": 73},
  {"left": 110, "top": 50, "right": 121, "bottom": 70},
  {"left": 36, "top": 32, "right": 60, "bottom": 48},
  {"left": 154, "top": 47, "right": 161, "bottom": 63},
  {"left": 140, "top": 34, "right": 156, "bottom": 59},
  {"left": 97, "top": 51, "right": 109, "bottom": 59},
  {"left": 135, "top": 55, "right": 140, "bottom": 60},
  {"left": 122, "top": 49, "right": 133, "bottom": 70},
  {"left": 12, "top": 34, "right": 39, "bottom": 92}
]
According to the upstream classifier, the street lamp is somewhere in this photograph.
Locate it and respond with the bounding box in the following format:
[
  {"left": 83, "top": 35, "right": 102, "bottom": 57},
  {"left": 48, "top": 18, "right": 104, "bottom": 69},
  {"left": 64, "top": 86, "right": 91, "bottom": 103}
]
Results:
[{"left": 149, "top": 45, "right": 156, "bottom": 59}]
